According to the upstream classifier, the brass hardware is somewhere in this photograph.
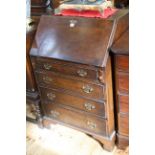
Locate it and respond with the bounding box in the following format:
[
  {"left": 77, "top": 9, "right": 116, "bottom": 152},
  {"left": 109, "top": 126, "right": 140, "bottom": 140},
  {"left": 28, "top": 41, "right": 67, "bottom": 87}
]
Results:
[
  {"left": 77, "top": 69, "right": 87, "bottom": 77},
  {"left": 50, "top": 110, "right": 60, "bottom": 118},
  {"left": 87, "top": 121, "right": 97, "bottom": 129},
  {"left": 69, "top": 20, "right": 77, "bottom": 27},
  {"left": 82, "top": 85, "right": 94, "bottom": 93},
  {"left": 84, "top": 103, "right": 95, "bottom": 111},
  {"left": 47, "top": 92, "right": 56, "bottom": 101},
  {"left": 43, "top": 76, "right": 53, "bottom": 83},
  {"left": 43, "top": 63, "right": 52, "bottom": 70}
]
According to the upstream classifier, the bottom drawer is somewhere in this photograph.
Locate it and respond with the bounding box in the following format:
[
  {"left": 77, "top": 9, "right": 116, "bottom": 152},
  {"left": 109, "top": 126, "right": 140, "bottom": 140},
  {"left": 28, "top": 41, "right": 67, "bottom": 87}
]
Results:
[
  {"left": 118, "top": 114, "right": 129, "bottom": 136},
  {"left": 42, "top": 103, "right": 107, "bottom": 136}
]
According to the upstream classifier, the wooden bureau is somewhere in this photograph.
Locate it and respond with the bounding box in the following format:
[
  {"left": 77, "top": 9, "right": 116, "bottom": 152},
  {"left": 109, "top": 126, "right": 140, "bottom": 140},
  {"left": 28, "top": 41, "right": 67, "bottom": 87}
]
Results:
[
  {"left": 111, "top": 29, "right": 129, "bottom": 149},
  {"left": 30, "top": 15, "right": 115, "bottom": 151},
  {"left": 29, "top": 12, "right": 129, "bottom": 151}
]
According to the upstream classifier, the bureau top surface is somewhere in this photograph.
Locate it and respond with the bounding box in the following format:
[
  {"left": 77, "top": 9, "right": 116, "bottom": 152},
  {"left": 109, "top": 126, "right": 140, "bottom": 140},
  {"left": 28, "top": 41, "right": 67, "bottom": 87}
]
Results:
[
  {"left": 30, "top": 15, "right": 115, "bottom": 67},
  {"left": 111, "top": 29, "right": 129, "bottom": 55}
]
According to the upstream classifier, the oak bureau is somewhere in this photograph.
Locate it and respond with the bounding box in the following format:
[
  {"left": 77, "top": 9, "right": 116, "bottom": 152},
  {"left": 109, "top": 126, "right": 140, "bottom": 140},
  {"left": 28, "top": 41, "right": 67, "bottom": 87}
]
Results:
[{"left": 29, "top": 11, "right": 128, "bottom": 151}]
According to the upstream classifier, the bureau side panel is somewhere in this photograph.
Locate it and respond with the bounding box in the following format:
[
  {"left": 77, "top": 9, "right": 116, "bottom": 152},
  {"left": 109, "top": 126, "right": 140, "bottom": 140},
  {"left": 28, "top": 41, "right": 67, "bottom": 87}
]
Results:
[{"left": 105, "top": 56, "right": 115, "bottom": 135}]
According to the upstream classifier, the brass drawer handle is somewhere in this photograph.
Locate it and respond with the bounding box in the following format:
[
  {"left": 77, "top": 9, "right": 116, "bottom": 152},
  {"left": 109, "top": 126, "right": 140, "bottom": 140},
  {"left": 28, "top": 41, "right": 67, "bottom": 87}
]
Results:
[
  {"left": 47, "top": 92, "right": 56, "bottom": 101},
  {"left": 82, "top": 85, "right": 94, "bottom": 93},
  {"left": 43, "top": 63, "right": 52, "bottom": 70},
  {"left": 84, "top": 103, "right": 95, "bottom": 111},
  {"left": 77, "top": 69, "right": 87, "bottom": 77},
  {"left": 43, "top": 76, "right": 53, "bottom": 83},
  {"left": 87, "top": 121, "right": 97, "bottom": 130},
  {"left": 50, "top": 110, "right": 60, "bottom": 118}
]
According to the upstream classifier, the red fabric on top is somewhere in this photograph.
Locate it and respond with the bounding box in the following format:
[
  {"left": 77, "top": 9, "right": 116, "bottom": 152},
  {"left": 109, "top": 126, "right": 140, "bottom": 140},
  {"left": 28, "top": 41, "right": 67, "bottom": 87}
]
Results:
[{"left": 57, "top": 8, "right": 117, "bottom": 19}]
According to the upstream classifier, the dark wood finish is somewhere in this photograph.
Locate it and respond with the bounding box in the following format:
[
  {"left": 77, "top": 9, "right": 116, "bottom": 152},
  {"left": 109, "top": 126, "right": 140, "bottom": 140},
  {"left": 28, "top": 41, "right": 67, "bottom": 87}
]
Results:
[
  {"left": 31, "top": 16, "right": 116, "bottom": 150},
  {"left": 43, "top": 103, "right": 107, "bottom": 135},
  {"left": 30, "top": 10, "right": 129, "bottom": 66},
  {"left": 30, "top": 15, "right": 115, "bottom": 67},
  {"left": 111, "top": 30, "right": 129, "bottom": 149},
  {"left": 35, "top": 70, "right": 105, "bottom": 101},
  {"left": 39, "top": 87, "right": 106, "bottom": 117},
  {"left": 38, "top": 56, "right": 115, "bottom": 151},
  {"left": 31, "top": 56, "right": 102, "bottom": 83},
  {"left": 89, "top": 56, "right": 116, "bottom": 151},
  {"left": 30, "top": 12, "right": 129, "bottom": 151}
]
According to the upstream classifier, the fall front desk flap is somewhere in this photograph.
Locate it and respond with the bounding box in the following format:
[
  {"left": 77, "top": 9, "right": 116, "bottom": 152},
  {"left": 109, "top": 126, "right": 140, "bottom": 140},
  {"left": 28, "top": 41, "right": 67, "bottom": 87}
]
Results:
[{"left": 30, "top": 15, "right": 117, "bottom": 67}]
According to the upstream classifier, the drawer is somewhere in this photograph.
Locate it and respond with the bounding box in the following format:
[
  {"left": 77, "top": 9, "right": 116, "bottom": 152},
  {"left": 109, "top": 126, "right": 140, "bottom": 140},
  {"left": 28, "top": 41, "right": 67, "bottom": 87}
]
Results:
[
  {"left": 36, "top": 71, "right": 105, "bottom": 101},
  {"left": 117, "top": 72, "right": 129, "bottom": 93},
  {"left": 31, "top": 57, "right": 102, "bottom": 82},
  {"left": 118, "top": 94, "right": 129, "bottom": 114},
  {"left": 39, "top": 87, "right": 106, "bottom": 118},
  {"left": 118, "top": 114, "right": 129, "bottom": 136},
  {"left": 42, "top": 103, "right": 107, "bottom": 136},
  {"left": 115, "top": 55, "right": 129, "bottom": 72}
]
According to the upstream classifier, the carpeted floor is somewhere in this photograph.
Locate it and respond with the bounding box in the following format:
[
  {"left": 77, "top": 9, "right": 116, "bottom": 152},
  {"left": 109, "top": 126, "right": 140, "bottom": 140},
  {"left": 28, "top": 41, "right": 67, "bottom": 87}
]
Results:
[{"left": 26, "top": 122, "right": 128, "bottom": 155}]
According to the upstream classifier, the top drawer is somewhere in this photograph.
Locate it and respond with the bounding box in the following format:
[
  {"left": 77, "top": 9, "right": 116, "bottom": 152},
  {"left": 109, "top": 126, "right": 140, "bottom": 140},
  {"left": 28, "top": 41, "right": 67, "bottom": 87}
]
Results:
[
  {"left": 115, "top": 55, "right": 129, "bottom": 72},
  {"left": 31, "top": 57, "right": 104, "bottom": 83}
]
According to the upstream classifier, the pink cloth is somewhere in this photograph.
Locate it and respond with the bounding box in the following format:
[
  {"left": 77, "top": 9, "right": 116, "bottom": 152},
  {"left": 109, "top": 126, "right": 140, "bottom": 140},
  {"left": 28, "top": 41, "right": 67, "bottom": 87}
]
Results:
[{"left": 56, "top": 8, "right": 118, "bottom": 19}]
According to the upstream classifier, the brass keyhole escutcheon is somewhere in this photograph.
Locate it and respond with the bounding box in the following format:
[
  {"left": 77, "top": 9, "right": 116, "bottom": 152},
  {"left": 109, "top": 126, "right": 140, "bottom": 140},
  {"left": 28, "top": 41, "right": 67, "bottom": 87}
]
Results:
[{"left": 69, "top": 20, "right": 77, "bottom": 27}]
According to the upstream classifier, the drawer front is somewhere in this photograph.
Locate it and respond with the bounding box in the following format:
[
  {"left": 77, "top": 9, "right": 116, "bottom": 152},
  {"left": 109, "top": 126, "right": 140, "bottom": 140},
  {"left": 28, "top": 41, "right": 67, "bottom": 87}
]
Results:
[
  {"left": 36, "top": 71, "right": 105, "bottom": 101},
  {"left": 117, "top": 72, "right": 129, "bottom": 93},
  {"left": 42, "top": 103, "right": 107, "bottom": 135},
  {"left": 32, "top": 57, "right": 101, "bottom": 82},
  {"left": 118, "top": 114, "right": 129, "bottom": 136},
  {"left": 39, "top": 87, "right": 106, "bottom": 118},
  {"left": 115, "top": 55, "right": 129, "bottom": 72},
  {"left": 118, "top": 94, "right": 129, "bottom": 114}
]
